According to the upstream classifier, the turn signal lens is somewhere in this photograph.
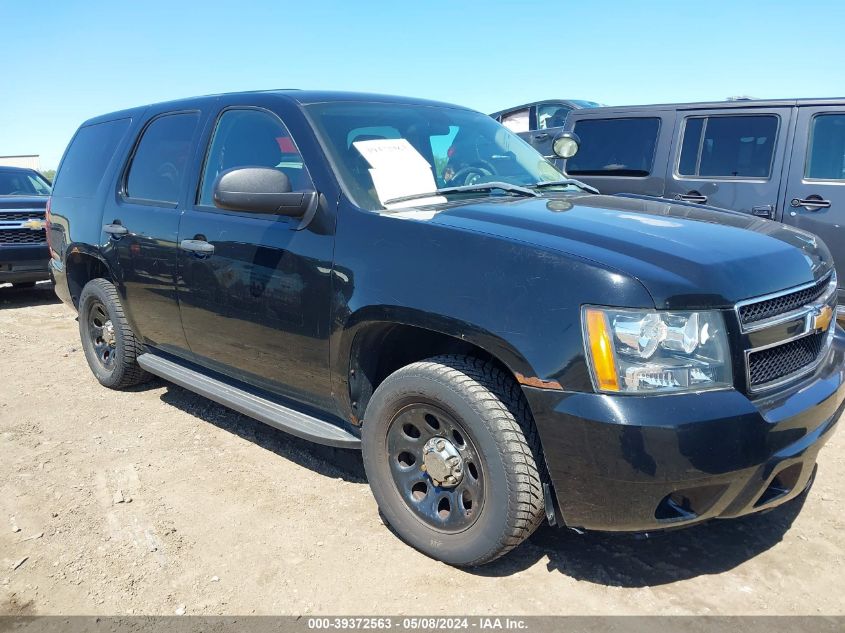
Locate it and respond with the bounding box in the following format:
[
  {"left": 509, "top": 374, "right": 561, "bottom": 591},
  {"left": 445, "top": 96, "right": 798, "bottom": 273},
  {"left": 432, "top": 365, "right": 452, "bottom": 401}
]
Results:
[{"left": 584, "top": 308, "right": 620, "bottom": 392}]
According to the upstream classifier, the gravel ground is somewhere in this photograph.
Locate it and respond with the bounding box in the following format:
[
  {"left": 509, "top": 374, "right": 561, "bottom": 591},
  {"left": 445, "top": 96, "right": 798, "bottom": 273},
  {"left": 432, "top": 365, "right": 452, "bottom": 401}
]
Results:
[{"left": 1, "top": 282, "right": 843, "bottom": 616}]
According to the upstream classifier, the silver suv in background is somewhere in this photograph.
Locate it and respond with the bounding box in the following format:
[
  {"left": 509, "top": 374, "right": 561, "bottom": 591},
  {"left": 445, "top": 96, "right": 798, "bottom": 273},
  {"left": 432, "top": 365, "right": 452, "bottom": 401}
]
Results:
[
  {"left": 489, "top": 99, "right": 601, "bottom": 161},
  {"left": 560, "top": 99, "right": 845, "bottom": 310}
]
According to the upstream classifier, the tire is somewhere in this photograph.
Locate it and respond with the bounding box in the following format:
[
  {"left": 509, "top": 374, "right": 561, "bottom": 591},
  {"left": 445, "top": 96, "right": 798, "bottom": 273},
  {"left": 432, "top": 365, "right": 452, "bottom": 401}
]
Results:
[
  {"left": 78, "top": 278, "right": 150, "bottom": 389},
  {"left": 11, "top": 282, "right": 37, "bottom": 289},
  {"left": 361, "top": 355, "right": 546, "bottom": 566}
]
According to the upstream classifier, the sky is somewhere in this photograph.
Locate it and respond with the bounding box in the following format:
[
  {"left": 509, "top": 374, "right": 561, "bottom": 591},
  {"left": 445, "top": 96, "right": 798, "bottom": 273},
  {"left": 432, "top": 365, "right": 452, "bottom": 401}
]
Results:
[{"left": 2, "top": 0, "right": 845, "bottom": 170}]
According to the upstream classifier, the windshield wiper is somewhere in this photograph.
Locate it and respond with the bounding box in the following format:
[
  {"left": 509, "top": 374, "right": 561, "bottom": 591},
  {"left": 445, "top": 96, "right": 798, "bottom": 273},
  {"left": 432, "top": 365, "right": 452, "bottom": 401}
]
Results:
[
  {"left": 532, "top": 179, "right": 599, "bottom": 194},
  {"left": 383, "top": 181, "right": 540, "bottom": 206}
]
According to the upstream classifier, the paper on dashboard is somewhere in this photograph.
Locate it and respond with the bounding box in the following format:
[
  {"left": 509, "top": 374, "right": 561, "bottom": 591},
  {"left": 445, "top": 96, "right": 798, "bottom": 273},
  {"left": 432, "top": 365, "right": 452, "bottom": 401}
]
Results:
[{"left": 353, "top": 138, "right": 446, "bottom": 209}]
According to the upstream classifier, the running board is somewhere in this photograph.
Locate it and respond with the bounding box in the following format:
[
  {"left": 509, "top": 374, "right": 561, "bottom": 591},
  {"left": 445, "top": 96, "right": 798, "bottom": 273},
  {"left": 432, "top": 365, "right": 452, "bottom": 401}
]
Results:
[{"left": 137, "top": 353, "right": 361, "bottom": 449}]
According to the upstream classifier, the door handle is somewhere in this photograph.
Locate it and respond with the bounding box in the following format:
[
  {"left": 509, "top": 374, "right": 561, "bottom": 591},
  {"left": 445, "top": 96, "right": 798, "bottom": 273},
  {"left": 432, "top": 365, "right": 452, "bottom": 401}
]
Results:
[
  {"left": 103, "top": 223, "right": 128, "bottom": 236},
  {"left": 752, "top": 205, "right": 774, "bottom": 219},
  {"left": 180, "top": 239, "right": 215, "bottom": 255},
  {"left": 533, "top": 132, "right": 550, "bottom": 141},
  {"left": 675, "top": 193, "right": 708, "bottom": 204},
  {"left": 791, "top": 196, "right": 831, "bottom": 211}
]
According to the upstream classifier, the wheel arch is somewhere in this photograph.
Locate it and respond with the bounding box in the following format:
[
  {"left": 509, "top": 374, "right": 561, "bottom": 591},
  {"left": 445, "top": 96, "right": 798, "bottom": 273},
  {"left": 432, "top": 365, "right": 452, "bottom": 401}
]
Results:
[
  {"left": 64, "top": 246, "right": 116, "bottom": 309},
  {"left": 335, "top": 306, "right": 541, "bottom": 425}
]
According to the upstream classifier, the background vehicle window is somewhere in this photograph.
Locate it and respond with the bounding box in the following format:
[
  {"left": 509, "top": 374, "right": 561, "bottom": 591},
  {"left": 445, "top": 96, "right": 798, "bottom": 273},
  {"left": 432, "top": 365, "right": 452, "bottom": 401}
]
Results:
[
  {"left": 805, "top": 114, "right": 845, "bottom": 180},
  {"left": 536, "top": 104, "right": 571, "bottom": 130},
  {"left": 567, "top": 118, "right": 660, "bottom": 177},
  {"left": 678, "top": 115, "right": 778, "bottom": 178},
  {"left": 199, "top": 109, "right": 313, "bottom": 207},
  {"left": 678, "top": 117, "right": 704, "bottom": 176},
  {"left": 501, "top": 108, "right": 530, "bottom": 133},
  {"left": 125, "top": 112, "right": 200, "bottom": 204},
  {"left": 0, "top": 170, "right": 52, "bottom": 196},
  {"left": 52, "top": 118, "right": 130, "bottom": 198}
]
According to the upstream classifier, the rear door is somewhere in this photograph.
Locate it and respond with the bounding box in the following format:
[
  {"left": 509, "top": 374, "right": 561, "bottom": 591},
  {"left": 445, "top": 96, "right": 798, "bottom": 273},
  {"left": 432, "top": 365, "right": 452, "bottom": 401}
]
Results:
[
  {"left": 782, "top": 105, "right": 845, "bottom": 301},
  {"left": 663, "top": 108, "right": 792, "bottom": 216},
  {"left": 100, "top": 108, "right": 205, "bottom": 354}
]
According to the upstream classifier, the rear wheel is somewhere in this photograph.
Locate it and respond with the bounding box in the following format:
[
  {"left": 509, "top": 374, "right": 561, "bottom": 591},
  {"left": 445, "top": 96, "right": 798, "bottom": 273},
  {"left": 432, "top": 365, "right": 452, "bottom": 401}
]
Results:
[
  {"left": 362, "top": 355, "right": 545, "bottom": 566},
  {"left": 78, "top": 278, "right": 150, "bottom": 389}
]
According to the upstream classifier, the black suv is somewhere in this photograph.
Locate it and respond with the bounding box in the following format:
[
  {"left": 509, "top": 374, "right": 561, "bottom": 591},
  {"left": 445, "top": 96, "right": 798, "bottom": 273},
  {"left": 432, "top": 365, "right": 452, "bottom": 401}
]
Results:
[
  {"left": 0, "top": 166, "right": 52, "bottom": 287},
  {"left": 48, "top": 90, "right": 844, "bottom": 566}
]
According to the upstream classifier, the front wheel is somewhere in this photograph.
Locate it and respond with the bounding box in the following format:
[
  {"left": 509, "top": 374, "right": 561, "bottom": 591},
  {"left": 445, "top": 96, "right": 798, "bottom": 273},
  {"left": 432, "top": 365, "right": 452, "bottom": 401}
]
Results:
[{"left": 362, "top": 355, "right": 546, "bottom": 566}]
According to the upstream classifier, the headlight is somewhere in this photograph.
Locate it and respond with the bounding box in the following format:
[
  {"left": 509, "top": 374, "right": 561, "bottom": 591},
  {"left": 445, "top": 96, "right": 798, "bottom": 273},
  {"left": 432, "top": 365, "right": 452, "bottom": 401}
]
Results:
[{"left": 582, "top": 307, "right": 733, "bottom": 394}]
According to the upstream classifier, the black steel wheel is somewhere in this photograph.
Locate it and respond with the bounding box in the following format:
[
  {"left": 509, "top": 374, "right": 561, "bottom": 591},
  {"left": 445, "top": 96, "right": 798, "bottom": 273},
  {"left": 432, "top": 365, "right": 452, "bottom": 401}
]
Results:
[
  {"left": 86, "top": 299, "right": 117, "bottom": 371},
  {"left": 362, "top": 355, "right": 546, "bottom": 566},
  {"left": 386, "top": 402, "right": 485, "bottom": 533},
  {"left": 78, "top": 278, "right": 150, "bottom": 389}
]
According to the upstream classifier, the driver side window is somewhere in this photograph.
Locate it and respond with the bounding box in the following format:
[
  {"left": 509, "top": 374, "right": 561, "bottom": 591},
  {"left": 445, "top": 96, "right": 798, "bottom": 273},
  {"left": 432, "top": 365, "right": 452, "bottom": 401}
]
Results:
[{"left": 198, "top": 109, "right": 313, "bottom": 207}]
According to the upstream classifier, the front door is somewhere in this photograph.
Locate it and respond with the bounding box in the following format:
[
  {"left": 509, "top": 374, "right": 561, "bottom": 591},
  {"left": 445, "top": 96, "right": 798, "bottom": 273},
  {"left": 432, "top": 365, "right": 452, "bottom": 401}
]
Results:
[
  {"left": 782, "top": 105, "right": 845, "bottom": 302},
  {"left": 101, "top": 109, "right": 203, "bottom": 355},
  {"left": 663, "top": 108, "right": 792, "bottom": 217},
  {"left": 532, "top": 102, "right": 573, "bottom": 168},
  {"left": 177, "top": 106, "right": 335, "bottom": 410}
]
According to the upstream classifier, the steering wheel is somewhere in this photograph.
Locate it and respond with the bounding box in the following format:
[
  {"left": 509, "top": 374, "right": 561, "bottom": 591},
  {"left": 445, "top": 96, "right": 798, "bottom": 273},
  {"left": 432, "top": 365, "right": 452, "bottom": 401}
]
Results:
[
  {"left": 8, "top": 190, "right": 26, "bottom": 195},
  {"left": 450, "top": 161, "right": 497, "bottom": 186}
]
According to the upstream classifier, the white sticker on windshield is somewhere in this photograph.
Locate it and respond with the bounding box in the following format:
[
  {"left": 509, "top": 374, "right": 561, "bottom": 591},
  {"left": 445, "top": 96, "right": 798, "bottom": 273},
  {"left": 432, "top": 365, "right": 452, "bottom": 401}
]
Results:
[{"left": 353, "top": 139, "right": 446, "bottom": 209}]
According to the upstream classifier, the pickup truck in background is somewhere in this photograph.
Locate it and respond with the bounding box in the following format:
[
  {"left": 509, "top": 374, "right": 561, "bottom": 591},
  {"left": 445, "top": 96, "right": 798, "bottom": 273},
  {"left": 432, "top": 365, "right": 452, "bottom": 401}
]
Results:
[
  {"left": 0, "top": 166, "right": 52, "bottom": 287},
  {"left": 490, "top": 99, "right": 601, "bottom": 162}
]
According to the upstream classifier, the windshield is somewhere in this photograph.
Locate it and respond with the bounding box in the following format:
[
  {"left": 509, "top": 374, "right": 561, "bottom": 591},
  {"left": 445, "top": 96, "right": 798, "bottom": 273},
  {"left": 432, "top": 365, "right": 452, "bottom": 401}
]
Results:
[
  {"left": 0, "top": 169, "right": 52, "bottom": 196},
  {"left": 305, "top": 102, "right": 566, "bottom": 210}
]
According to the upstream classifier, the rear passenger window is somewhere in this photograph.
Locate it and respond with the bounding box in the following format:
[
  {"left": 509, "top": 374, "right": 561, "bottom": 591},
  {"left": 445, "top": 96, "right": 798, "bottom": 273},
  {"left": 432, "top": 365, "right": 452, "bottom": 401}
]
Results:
[
  {"left": 198, "top": 109, "right": 313, "bottom": 207},
  {"left": 678, "top": 115, "right": 778, "bottom": 178},
  {"left": 53, "top": 119, "right": 130, "bottom": 198},
  {"left": 566, "top": 118, "right": 660, "bottom": 177},
  {"left": 125, "top": 112, "right": 200, "bottom": 204},
  {"left": 805, "top": 114, "right": 845, "bottom": 180}
]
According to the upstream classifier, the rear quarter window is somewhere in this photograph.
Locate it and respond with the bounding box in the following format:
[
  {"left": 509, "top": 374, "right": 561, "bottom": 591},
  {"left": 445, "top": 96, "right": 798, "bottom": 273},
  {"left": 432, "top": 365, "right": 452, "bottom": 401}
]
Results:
[
  {"left": 566, "top": 117, "right": 661, "bottom": 177},
  {"left": 53, "top": 118, "right": 131, "bottom": 198}
]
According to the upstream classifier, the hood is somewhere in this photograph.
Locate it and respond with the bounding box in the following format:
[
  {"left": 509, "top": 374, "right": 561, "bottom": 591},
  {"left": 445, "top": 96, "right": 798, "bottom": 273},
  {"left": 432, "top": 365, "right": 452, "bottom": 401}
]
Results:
[
  {"left": 426, "top": 194, "right": 832, "bottom": 309},
  {"left": 0, "top": 196, "right": 48, "bottom": 211}
]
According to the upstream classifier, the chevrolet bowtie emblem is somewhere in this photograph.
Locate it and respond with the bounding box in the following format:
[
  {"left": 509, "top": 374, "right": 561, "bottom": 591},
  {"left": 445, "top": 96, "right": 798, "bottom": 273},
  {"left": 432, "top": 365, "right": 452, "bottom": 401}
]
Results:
[
  {"left": 22, "top": 219, "right": 45, "bottom": 231},
  {"left": 812, "top": 305, "right": 833, "bottom": 332}
]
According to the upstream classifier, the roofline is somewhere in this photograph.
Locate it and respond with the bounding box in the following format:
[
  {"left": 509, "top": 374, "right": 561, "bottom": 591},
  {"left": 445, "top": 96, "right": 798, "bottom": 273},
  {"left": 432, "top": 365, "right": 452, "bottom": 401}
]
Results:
[
  {"left": 77, "top": 89, "right": 476, "bottom": 128},
  {"left": 569, "top": 97, "right": 845, "bottom": 115}
]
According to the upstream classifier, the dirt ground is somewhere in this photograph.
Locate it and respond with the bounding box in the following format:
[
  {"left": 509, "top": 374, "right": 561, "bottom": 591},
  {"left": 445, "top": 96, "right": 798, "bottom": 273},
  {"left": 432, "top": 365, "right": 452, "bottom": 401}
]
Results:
[{"left": 0, "top": 282, "right": 843, "bottom": 616}]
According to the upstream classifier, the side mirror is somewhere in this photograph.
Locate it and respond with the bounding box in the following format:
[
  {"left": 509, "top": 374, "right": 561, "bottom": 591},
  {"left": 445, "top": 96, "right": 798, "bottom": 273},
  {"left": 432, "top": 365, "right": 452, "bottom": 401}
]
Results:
[
  {"left": 213, "top": 167, "right": 317, "bottom": 217},
  {"left": 552, "top": 132, "right": 580, "bottom": 159}
]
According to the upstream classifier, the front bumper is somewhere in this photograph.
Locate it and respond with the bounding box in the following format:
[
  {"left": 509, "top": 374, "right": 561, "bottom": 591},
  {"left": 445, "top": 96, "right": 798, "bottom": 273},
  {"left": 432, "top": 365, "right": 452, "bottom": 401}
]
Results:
[
  {"left": 0, "top": 244, "right": 50, "bottom": 284},
  {"left": 525, "top": 327, "right": 845, "bottom": 531}
]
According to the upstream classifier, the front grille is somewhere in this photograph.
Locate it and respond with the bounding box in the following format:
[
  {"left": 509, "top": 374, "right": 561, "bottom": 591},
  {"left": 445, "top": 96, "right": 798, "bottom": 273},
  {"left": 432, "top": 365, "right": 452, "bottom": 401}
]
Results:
[
  {"left": 739, "top": 275, "right": 830, "bottom": 325},
  {"left": 748, "top": 331, "right": 827, "bottom": 386},
  {"left": 0, "top": 211, "right": 43, "bottom": 222},
  {"left": 0, "top": 229, "right": 46, "bottom": 244}
]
